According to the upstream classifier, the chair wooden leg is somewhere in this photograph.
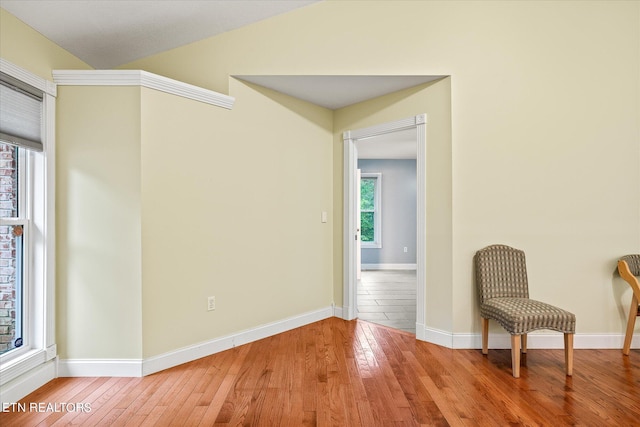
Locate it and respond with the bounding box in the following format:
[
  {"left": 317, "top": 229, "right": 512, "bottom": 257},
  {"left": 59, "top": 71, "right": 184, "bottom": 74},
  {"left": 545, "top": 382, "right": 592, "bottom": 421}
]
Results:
[
  {"left": 521, "top": 334, "right": 527, "bottom": 354},
  {"left": 564, "top": 333, "right": 574, "bottom": 376},
  {"left": 511, "top": 335, "right": 521, "bottom": 378},
  {"left": 623, "top": 295, "right": 639, "bottom": 356},
  {"left": 482, "top": 318, "right": 489, "bottom": 355}
]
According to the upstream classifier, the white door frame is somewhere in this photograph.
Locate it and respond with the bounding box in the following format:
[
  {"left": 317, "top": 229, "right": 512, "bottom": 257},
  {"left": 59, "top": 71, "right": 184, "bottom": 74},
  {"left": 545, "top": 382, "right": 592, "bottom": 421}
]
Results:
[{"left": 343, "top": 114, "right": 427, "bottom": 340}]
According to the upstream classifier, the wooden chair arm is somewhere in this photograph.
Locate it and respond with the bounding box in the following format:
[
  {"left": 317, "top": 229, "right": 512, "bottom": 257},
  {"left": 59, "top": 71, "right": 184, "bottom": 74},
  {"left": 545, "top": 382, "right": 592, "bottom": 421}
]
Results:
[{"left": 618, "top": 260, "right": 640, "bottom": 302}]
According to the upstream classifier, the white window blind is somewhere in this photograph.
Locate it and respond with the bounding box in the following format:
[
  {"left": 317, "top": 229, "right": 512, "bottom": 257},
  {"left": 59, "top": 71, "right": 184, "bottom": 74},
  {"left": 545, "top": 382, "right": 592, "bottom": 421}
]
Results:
[{"left": 0, "top": 73, "right": 43, "bottom": 152}]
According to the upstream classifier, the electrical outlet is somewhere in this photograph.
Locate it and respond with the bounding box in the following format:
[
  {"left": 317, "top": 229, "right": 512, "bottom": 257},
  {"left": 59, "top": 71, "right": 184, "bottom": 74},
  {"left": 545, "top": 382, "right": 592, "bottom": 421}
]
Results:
[
  {"left": 403, "top": 247, "right": 408, "bottom": 253},
  {"left": 207, "top": 296, "right": 215, "bottom": 311}
]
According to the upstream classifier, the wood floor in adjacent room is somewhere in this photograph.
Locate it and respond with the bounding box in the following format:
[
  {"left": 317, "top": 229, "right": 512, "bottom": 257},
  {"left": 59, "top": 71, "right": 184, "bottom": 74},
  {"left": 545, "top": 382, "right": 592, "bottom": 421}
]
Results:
[{"left": 1, "top": 318, "right": 639, "bottom": 426}]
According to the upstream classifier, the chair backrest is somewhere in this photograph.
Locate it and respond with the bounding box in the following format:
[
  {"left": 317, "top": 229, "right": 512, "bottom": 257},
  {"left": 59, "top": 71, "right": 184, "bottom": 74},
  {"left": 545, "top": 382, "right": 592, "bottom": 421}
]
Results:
[
  {"left": 619, "top": 254, "right": 640, "bottom": 277},
  {"left": 475, "top": 244, "right": 530, "bottom": 304},
  {"left": 618, "top": 254, "right": 640, "bottom": 301}
]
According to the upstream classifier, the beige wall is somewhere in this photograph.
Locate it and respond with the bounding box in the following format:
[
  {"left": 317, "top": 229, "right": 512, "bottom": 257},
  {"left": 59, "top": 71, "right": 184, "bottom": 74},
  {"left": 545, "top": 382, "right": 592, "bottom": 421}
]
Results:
[
  {"left": 56, "top": 80, "right": 334, "bottom": 361},
  {"left": 56, "top": 86, "right": 143, "bottom": 359},
  {"left": 57, "top": 80, "right": 334, "bottom": 360},
  {"left": 126, "top": 0, "right": 639, "bottom": 336},
  {"left": 1, "top": 0, "right": 639, "bottom": 364},
  {"left": 140, "top": 82, "right": 333, "bottom": 357}
]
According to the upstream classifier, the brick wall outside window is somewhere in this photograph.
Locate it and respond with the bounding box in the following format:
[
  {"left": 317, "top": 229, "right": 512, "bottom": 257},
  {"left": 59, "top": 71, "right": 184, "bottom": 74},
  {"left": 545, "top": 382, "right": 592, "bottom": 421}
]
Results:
[{"left": 0, "top": 143, "right": 18, "bottom": 354}]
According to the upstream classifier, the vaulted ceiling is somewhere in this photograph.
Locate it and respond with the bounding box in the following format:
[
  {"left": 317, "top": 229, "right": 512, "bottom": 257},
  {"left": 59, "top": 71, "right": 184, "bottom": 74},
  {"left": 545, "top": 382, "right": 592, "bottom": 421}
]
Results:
[
  {"left": 2, "top": 0, "right": 441, "bottom": 156},
  {"left": 1, "top": 0, "right": 322, "bottom": 69}
]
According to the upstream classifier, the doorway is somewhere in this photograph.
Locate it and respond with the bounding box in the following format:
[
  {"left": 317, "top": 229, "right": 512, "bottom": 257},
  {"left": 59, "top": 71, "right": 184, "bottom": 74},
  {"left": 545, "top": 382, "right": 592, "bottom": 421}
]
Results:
[
  {"left": 343, "top": 115, "right": 427, "bottom": 339},
  {"left": 358, "top": 270, "right": 417, "bottom": 333}
]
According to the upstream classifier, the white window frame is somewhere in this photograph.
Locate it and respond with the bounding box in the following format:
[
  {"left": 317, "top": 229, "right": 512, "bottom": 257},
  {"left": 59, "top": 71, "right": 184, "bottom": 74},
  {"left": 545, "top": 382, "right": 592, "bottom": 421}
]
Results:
[
  {"left": 360, "top": 172, "right": 382, "bottom": 249},
  {"left": 0, "top": 59, "right": 56, "bottom": 396},
  {"left": 0, "top": 149, "right": 30, "bottom": 360}
]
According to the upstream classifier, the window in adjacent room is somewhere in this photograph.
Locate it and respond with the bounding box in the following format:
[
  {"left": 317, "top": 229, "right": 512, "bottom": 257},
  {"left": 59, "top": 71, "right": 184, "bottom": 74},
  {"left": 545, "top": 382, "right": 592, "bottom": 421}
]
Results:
[{"left": 360, "top": 173, "right": 381, "bottom": 248}]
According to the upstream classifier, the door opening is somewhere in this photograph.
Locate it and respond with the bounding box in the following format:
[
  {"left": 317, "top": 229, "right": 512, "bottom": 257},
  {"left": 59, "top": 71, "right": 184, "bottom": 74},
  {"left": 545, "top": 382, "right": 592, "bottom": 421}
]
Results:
[{"left": 343, "top": 114, "right": 427, "bottom": 340}]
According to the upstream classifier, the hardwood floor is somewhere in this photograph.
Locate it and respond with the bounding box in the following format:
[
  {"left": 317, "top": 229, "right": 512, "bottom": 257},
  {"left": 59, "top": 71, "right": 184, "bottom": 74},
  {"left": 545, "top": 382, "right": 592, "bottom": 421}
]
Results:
[
  {"left": 1, "top": 317, "right": 639, "bottom": 426},
  {"left": 358, "top": 270, "right": 417, "bottom": 334}
]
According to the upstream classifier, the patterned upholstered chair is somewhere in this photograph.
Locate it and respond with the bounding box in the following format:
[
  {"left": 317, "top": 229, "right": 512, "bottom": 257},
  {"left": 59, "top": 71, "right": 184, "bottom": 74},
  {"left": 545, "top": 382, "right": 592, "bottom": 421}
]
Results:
[
  {"left": 475, "top": 244, "right": 576, "bottom": 378},
  {"left": 617, "top": 255, "right": 640, "bottom": 356}
]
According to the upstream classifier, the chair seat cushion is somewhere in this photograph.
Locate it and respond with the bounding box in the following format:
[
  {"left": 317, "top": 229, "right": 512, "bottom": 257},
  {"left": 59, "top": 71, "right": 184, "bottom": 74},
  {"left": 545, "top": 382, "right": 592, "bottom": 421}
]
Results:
[{"left": 481, "top": 298, "right": 575, "bottom": 335}]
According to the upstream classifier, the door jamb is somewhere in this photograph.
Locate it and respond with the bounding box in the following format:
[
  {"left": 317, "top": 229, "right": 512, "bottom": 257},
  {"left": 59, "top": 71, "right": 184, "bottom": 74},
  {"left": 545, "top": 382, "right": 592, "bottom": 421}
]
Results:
[{"left": 342, "top": 114, "right": 427, "bottom": 340}]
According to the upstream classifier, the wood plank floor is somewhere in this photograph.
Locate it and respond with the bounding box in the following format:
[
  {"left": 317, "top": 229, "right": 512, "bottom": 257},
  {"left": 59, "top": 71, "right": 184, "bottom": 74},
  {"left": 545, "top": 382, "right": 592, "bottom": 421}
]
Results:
[
  {"left": 1, "top": 317, "right": 639, "bottom": 426},
  {"left": 358, "top": 270, "right": 417, "bottom": 334}
]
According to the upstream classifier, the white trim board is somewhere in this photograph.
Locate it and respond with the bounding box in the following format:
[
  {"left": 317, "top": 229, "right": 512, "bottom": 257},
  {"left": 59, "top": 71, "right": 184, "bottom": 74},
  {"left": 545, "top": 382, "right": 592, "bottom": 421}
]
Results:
[
  {"left": 9, "top": 317, "right": 638, "bottom": 400},
  {"left": 0, "top": 360, "right": 56, "bottom": 404},
  {"left": 0, "top": 57, "right": 57, "bottom": 403},
  {"left": 55, "top": 306, "right": 333, "bottom": 378},
  {"left": 422, "top": 327, "right": 640, "bottom": 350},
  {"left": 1, "top": 58, "right": 57, "bottom": 96},
  {"left": 332, "top": 305, "right": 344, "bottom": 319},
  {"left": 144, "top": 306, "right": 332, "bottom": 376},
  {"left": 56, "top": 330, "right": 640, "bottom": 378},
  {"left": 343, "top": 114, "right": 427, "bottom": 326},
  {"left": 58, "top": 359, "right": 143, "bottom": 378},
  {"left": 52, "top": 69, "right": 234, "bottom": 109}
]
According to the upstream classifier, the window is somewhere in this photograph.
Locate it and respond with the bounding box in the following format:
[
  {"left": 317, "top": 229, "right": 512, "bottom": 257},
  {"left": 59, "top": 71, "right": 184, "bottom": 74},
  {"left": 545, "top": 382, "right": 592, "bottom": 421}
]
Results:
[
  {"left": 360, "top": 173, "right": 381, "bottom": 248},
  {"left": 0, "top": 59, "right": 56, "bottom": 393},
  {"left": 0, "top": 143, "right": 25, "bottom": 356}
]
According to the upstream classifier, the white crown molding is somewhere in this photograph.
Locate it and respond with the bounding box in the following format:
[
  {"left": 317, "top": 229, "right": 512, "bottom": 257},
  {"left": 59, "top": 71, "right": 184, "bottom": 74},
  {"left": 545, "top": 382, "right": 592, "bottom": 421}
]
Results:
[{"left": 52, "top": 69, "right": 234, "bottom": 109}]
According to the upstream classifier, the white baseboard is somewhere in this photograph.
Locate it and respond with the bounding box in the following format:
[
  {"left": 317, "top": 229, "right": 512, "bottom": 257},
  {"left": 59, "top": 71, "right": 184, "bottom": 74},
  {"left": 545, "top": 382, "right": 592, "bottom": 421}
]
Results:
[
  {"left": 333, "top": 304, "right": 344, "bottom": 319},
  {"left": 420, "top": 326, "right": 640, "bottom": 350},
  {"left": 0, "top": 360, "right": 56, "bottom": 403},
  {"left": 339, "top": 305, "right": 357, "bottom": 321},
  {"left": 142, "top": 306, "right": 333, "bottom": 376},
  {"left": 573, "top": 333, "right": 639, "bottom": 349},
  {"left": 13, "top": 315, "right": 639, "bottom": 399},
  {"left": 361, "top": 263, "right": 416, "bottom": 270},
  {"left": 58, "top": 359, "right": 143, "bottom": 377},
  {"left": 422, "top": 327, "right": 454, "bottom": 348},
  {"left": 56, "top": 307, "right": 334, "bottom": 378}
]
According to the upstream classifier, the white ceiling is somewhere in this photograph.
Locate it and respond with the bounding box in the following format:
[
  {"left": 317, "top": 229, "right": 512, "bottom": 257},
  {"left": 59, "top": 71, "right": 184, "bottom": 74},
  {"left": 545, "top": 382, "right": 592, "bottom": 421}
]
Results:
[
  {"left": 1, "top": 0, "right": 442, "bottom": 156},
  {"left": 0, "top": 0, "right": 321, "bottom": 69},
  {"left": 235, "top": 75, "right": 443, "bottom": 110},
  {"left": 356, "top": 128, "right": 417, "bottom": 160}
]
